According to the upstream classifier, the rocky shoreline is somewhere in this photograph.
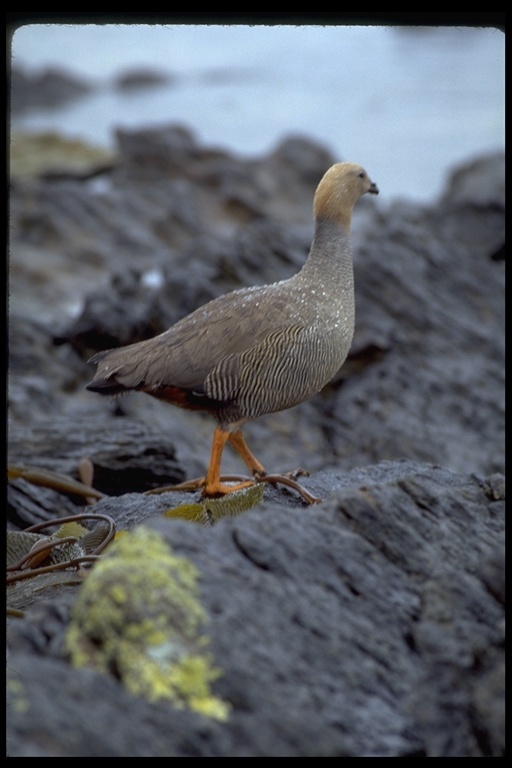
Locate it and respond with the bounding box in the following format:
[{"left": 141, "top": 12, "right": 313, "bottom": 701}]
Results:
[{"left": 7, "top": 114, "right": 504, "bottom": 755}]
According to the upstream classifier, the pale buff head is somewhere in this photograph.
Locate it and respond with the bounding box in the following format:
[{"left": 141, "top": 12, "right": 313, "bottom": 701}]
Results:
[{"left": 313, "top": 162, "right": 379, "bottom": 230}]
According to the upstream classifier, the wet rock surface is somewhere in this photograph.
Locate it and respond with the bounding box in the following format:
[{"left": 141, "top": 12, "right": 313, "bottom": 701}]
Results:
[{"left": 7, "top": 120, "right": 504, "bottom": 755}]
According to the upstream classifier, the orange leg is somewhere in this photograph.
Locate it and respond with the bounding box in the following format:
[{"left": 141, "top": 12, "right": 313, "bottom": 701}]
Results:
[
  {"left": 228, "top": 429, "right": 321, "bottom": 504},
  {"left": 202, "top": 427, "right": 255, "bottom": 497},
  {"left": 144, "top": 427, "right": 255, "bottom": 496},
  {"left": 145, "top": 427, "right": 321, "bottom": 504},
  {"left": 228, "top": 430, "right": 266, "bottom": 478}
]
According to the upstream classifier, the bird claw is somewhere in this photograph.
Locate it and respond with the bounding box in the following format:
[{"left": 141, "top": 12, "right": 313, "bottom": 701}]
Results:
[
  {"left": 284, "top": 467, "right": 310, "bottom": 480},
  {"left": 145, "top": 477, "right": 206, "bottom": 494},
  {"left": 146, "top": 472, "right": 321, "bottom": 505},
  {"left": 254, "top": 473, "right": 321, "bottom": 505},
  {"left": 145, "top": 474, "right": 254, "bottom": 495}
]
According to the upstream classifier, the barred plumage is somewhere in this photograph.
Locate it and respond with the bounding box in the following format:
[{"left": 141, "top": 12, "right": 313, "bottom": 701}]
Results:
[{"left": 86, "top": 162, "right": 378, "bottom": 502}]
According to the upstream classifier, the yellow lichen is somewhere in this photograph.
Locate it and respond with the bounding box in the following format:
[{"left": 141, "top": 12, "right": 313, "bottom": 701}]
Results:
[
  {"left": 6, "top": 678, "right": 30, "bottom": 714},
  {"left": 10, "top": 131, "right": 115, "bottom": 180},
  {"left": 65, "top": 526, "right": 229, "bottom": 720}
]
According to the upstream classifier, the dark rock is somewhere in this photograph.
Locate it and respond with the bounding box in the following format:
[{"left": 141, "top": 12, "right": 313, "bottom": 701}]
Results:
[
  {"left": 7, "top": 461, "right": 504, "bottom": 756},
  {"left": 60, "top": 219, "right": 312, "bottom": 356},
  {"left": 11, "top": 127, "right": 501, "bottom": 480},
  {"left": 439, "top": 151, "right": 505, "bottom": 208},
  {"left": 114, "top": 68, "right": 173, "bottom": 91},
  {"left": 7, "top": 124, "right": 504, "bottom": 755},
  {"left": 10, "top": 66, "right": 92, "bottom": 114},
  {"left": 55, "top": 268, "right": 180, "bottom": 357},
  {"left": 7, "top": 415, "right": 186, "bottom": 527},
  {"left": 114, "top": 124, "right": 203, "bottom": 182}
]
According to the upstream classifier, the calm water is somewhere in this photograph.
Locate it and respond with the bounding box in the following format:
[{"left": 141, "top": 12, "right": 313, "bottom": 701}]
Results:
[{"left": 10, "top": 24, "right": 505, "bottom": 202}]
